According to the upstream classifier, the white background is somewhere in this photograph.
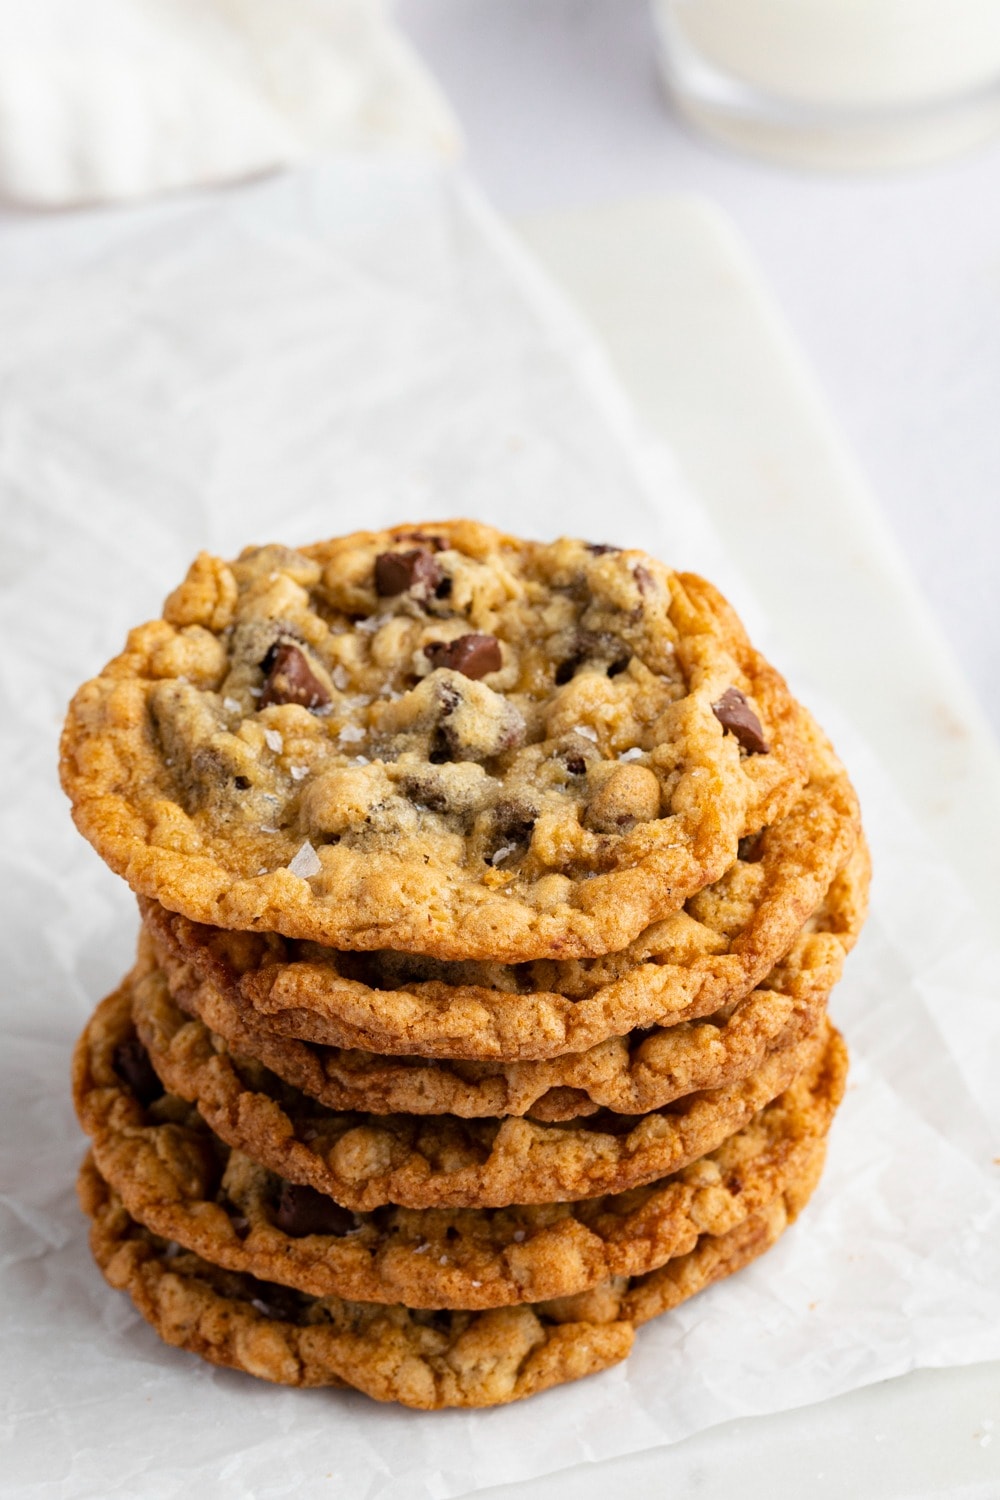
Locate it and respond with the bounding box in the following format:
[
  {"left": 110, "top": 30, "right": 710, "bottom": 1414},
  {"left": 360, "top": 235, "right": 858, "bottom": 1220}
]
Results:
[{"left": 396, "top": 0, "right": 1000, "bottom": 736}]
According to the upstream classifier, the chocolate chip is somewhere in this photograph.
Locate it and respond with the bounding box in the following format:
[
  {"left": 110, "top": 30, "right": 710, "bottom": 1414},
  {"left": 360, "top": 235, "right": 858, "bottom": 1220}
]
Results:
[
  {"left": 233, "top": 775, "right": 251, "bottom": 790},
  {"left": 258, "top": 627, "right": 306, "bottom": 673},
  {"left": 423, "top": 634, "right": 502, "bottom": 680},
  {"left": 554, "top": 630, "right": 629, "bottom": 685},
  {"left": 274, "top": 1182, "right": 357, "bottom": 1238},
  {"left": 400, "top": 773, "right": 450, "bottom": 812},
  {"left": 259, "top": 643, "right": 331, "bottom": 712},
  {"left": 586, "top": 542, "right": 620, "bottom": 556},
  {"left": 711, "top": 688, "right": 770, "bottom": 755},
  {"left": 633, "top": 564, "right": 654, "bottom": 596},
  {"left": 738, "top": 831, "right": 766, "bottom": 863},
  {"left": 374, "top": 549, "right": 443, "bottom": 599},
  {"left": 249, "top": 1281, "right": 305, "bottom": 1322},
  {"left": 397, "top": 531, "right": 445, "bottom": 552},
  {"left": 564, "top": 754, "right": 587, "bottom": 776},
  {"left": 437, "top": 682, "right": 461, "bottom": 717},
  {"left": 112, "top": 1037, "right": 163, "bottom": 1108},
  {"left": 490, "top": 797, "right": 537, "bottom": 854}
]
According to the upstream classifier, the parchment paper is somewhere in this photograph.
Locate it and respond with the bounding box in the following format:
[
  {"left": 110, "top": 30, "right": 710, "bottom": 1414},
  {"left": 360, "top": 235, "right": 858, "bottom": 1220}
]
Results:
[{"left": 1, "top": 159, "right": 998, "bottom": 1499}]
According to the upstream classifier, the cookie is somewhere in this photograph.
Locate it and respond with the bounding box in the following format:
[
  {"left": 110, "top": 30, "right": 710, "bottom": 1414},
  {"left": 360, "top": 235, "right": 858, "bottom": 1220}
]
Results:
[
  {"left": 101, "top": 957, "right": 832, "bottom": 1210},
  {"left": 61, "top": 523, "right": 812, "bottom": 961},
  {"left": 144, "top": 832, "right": 862, "bottom": 1118},
  {"left": 73, "top": 984, "right": 843, "bottom": 1307},
  {"left": 140, "top": 717, "right": 860, "bottom": 1062},
  {"left": 79, "top": 1154, "right": 819, "bottom": 1408}
]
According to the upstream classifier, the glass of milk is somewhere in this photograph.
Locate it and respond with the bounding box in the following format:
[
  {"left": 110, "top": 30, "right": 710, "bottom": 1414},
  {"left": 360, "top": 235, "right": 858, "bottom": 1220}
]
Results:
[{"left": 653, "top": 0, "right": 1000, "bottom": 169}]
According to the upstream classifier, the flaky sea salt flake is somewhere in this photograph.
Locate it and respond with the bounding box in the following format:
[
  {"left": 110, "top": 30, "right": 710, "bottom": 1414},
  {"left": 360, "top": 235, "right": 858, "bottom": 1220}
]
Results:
[
  {"left": 339, "top": 724, "right": 366, "bottom": 744},
  {"left": 288, "top": 840, "right": 322, "bottom": 878},
  {"left": 263, "top": 729, "right": 283, "bottom": 753},
  {"left": 573, "top": 724, "right": 598, "bottom": 743}
]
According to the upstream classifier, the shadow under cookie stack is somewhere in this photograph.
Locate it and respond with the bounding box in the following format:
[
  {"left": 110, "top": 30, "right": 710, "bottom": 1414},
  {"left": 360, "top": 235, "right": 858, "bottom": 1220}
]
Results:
[{"left": 62, "top": 522, "right": 868, "bottom": 1409}]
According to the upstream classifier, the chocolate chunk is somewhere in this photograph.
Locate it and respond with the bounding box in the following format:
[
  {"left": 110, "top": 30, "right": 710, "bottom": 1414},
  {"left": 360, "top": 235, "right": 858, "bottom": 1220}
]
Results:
[
  {"left": 424, "top": 634, "right": 502, "bottom": 680},
  {"left": 274, "top": 1182, "right": 357, "bottom": 1238},
  {"left": 112, "top": 1037, "right": 163, "bottom": 1108},
  {"left": 257, "top": 626, "right": 308, "bottom": 675},
  {"left": 259, "top": 642, "right": 330, "bottom": 712},
  {"left": 564, "top": 754, "right": 587, "bottom": 776},
  {"left": 374, "top": 549, "right": 443, "bottom": 599},
  {"left": 249, "top": 1280, "right": 305, "bottom": 1322},
  {"left": 487, "top": 803, "right": 535, "bottom": 866},
  {"left": 711, "top": 688, "right": 770, "bottom": 755},
  {"left": 585, "top": 542, "right": 620, "bottom": 556},
  {"left": 492, "top": 797, "right": 537, "bottom": 846}
]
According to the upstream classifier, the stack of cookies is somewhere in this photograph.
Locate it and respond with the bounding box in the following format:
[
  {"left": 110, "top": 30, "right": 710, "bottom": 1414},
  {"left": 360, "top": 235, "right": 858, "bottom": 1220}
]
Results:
[{"left": 62, "top": 522, "right": 867, "bottom": 1409}]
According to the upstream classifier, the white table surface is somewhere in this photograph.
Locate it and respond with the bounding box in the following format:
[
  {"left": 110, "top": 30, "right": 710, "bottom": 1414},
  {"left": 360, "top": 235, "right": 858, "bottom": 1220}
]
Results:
[{"left": 395, "top": 0, "right": 1000, "bottom": 741}]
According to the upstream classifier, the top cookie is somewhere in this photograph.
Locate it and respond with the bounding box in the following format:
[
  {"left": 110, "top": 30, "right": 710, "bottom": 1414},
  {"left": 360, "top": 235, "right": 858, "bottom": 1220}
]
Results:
[{"left": 61, "top": 522, "right": 809, "bottom": 961}]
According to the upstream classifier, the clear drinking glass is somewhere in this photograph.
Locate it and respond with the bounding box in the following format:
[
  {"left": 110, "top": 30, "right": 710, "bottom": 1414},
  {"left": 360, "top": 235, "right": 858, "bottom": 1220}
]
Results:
[{"left": 653, "top": 0, "right": 1000, "bottom": 170}]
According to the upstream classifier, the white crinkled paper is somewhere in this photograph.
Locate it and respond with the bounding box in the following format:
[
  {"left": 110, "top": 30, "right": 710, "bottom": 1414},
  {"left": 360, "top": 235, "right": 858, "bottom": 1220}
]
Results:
[{"left": 1, "top": 160, "right": 999, "bottom": 1500}]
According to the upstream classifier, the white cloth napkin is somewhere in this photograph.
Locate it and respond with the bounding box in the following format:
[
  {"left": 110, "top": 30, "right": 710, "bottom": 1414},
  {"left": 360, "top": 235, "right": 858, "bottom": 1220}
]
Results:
[{"left": 0, "top": 0, "right": 459, "bottom": 205}]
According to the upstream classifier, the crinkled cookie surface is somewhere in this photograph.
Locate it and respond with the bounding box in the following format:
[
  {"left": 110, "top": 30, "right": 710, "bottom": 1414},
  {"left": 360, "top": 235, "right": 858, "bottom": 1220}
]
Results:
[
  {"left": 73, "top": 976, "right": 844, "bottom": 1308},
  {"left": 79, "top": 1155, "right": 818, "bottom": 1409},
  {"left": 144, "top": 831, "right": 865, "bottom": 1119},
  {"left": 141, "top": 725, "right": 862, "bottom": 1062},
  {"left": 61, "top": 523, "right": 810, "bottom": 960},
  {"left": 112, "top": 956, "right": 833, "bottom": 1210}
]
